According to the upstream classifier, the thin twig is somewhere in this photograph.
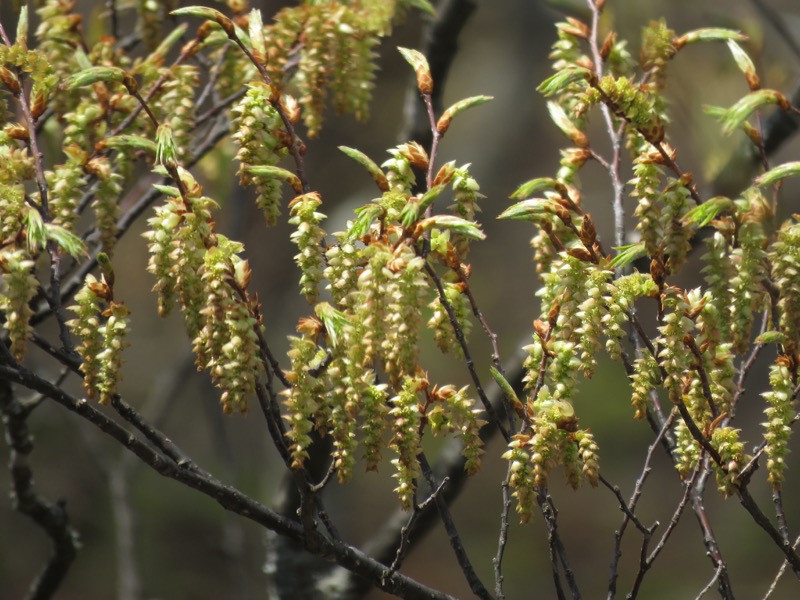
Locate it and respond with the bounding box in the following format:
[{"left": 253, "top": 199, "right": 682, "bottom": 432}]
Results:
[
  {"left": 0, "top": 361, "right": 459, "bottom": 600},
  {"left": 418, "top": 452, "right": 494, "bottom": 600},
  {"left": 493, "top": 464, "right": 513, "bottom": 600},
  {"left": 0, "top": 356, "right": 80, "bottom": 600},
  {"left": 762, "top": 532, "right": 800, "bottom": 599}
]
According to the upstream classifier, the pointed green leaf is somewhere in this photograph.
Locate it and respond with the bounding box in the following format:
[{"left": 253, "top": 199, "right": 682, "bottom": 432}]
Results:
[
  {"left": 397, "top": 47, "right": 429, "bottom": 75},
  {"left": 16, "top": 5, "right": 28, "bottom": 48},
  {"left": 755, "top": 162, "right": 800, "bottom": 187},
  {"left": 547, "top": 101, "right": 587, "bottom": 146},
  {"left": 403, "top": 0, "right": 436, "bottom": 16},
  {"left": 497, "top": 198, "right": 557, "bottom": 221},
  {"left": 249, "top": 9, "right": 266, "bottom": 60},
  {"left": 715, "top": 90, "right": 787, "bottom": 135},
  {"left": 510, "top": 177, "right": 564, "bottom": 200},
  {"left": 246, "top": 165, "right": 302, "bottom": 193},
  {"left": 727, "top": 41, "right": 756, "bottom": 80},
  {"left": 152, "top": 184, "right": 181, "bottom": 198},
  {"left": 103, "top": 135, "right": 157, "bottom": 155},
  {"left": 418, "top": 184, "right": 444, "bottom": 213},
  {"left": 338, "top": 146, "right": 388, "bottom": 191},
  {"left": 682, "top": 196, "right": 733, "bottom": 228},
  {"left": 537, "top": 67, "right": 591, "bottom": 97},
  {"left": 24, "top": 209, "right": 46, "bottom": 254},
  {"left": 678, "top": 28, "right": 746, "bottom": 45},
  {"left": 436, "top": 95, "right": 493, "bottom": 134},
  {"left": 754, "top": 331, "right": 788, "bottom": 345},
  {"left": 489, "top": 366, "right": 523, "bottom": 411},
  {"left": 418, "top": 215, "right": 485, "bottom": 240},
  {"left": 347, "top": 204, "right": 384, "bottom": 240},
  {"left": 609, "top": 242, "right": 646, "bottom": 268},
  {"left": 46, "top": 224, "right": 87, "bottom": 259},
  {"left": 64, "top": 66, "right": 125, "bottom": 89},
  {"left": 314, "top": 302, "right": 350, "bottom": 348}
]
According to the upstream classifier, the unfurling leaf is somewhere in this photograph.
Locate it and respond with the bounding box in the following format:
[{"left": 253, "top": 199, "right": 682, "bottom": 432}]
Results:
[
  {"left": 609, "top": 242, "right": 647, "bottom": 268},
  {"left": 436, "top": 96, "right": 493, "bottom": 135},
  {"left": 682, "top": 196, "right": 734, "bottom": 228},
  {"left": 338, "top": 146, "right": 389, "bottom": 191},
  {"left": 754, "top": 331, "right": 789, "bottom": 345},
  {"left": 755, "top": 162, "right": 800, "bottom": 187},
  {"left": 675, "top": 28, "right": 746, "bottom": 48},
  {"left": 64, "top": 66, "right": 125, "bottom": 89},
  {"left": 246, "top": 165, "right": 303, "bottom": 193},
  {"left": 418, "top": 215, "right": 485, "bottom": 240},
  {"left": 398, "top": 47, "right": 432, "bottom": 95},
  {"left": 498, "top": 198, "right": 558, "bottom": 221},
  {"left": 314, "top": 302, "right": 350, "bottom": 348}
]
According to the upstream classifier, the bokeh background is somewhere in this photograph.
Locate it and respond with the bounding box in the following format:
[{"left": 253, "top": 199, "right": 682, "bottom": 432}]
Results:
[{"left": 3, "top": 0, "right": 800, "bottom": 598}]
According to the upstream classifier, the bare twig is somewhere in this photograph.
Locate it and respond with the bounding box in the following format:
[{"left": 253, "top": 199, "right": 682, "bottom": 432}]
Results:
[
  {"left": 419, "top": 452, "right": 494, "bottom": 600},
  {"left": 493, "top": 464, "right": 513, "bottom": 600},
  {"left": 0, "top": 355, "right": 80, "bottom": 600},
  {"left": 0, "top": 361, "right": 459, "bottom": 600}
]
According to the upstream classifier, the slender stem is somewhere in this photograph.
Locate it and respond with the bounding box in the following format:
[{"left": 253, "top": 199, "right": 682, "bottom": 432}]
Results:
[
  {"left": 418, "top": 453, "right": 494, "bottom": 600},
  {"left": 493, "top": 465, "right": 513, "bottom": 600},
  {"left": 424, "top": 262, "right": 510, "bottom": 441},
  {"left": 0, "top": 361, "right": 458, "bottom": 600},
  {"left": 585, "top": 0, "right": 626, "bottom": 250}
]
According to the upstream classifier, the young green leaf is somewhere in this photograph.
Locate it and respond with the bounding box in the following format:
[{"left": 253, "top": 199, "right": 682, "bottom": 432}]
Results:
[
  {"left": 46, "top": 225, "right": 87, "bottom": 259},
  {"left": 716, "top": 90, "right": 788, "bottom": 135},
  {"left": 726, "top": 41, "right": 759, "bottom": 90},
  {"left": 510, "top": 177, "right": 565, "bottom": 200},
  {"left": 675, "top": 28, "right": 746, "bottom": 47},
  {"left": 347, "top": 204, "right": 384, "bottom": 240},
  {"left": 249, "top": 9, "right": 266, "bottom": 63},
  {"left": 497, "top": 198, "right": 557, "bottom": 221},
  {"left": 436, "top": 96, "right": 493, "bottom": 135},
  {"left": 338, "top": 146, "right": 389, "bottom": 191},
  {"left": 16, "top": 5, "right": 28, "bottom": 49},
  {"left": 64, "top": 66, "right": 125, "bottom": 90},
  {"left": 489, "top": 366, "right": 523, "bottom": 413},
  {"left": 246, "top": 165, "right": 303, "bottom": 193},
  {"left": 418, "top": 215, "right": 485, "bottom": 240},
  {"left": 682, "top": 196, "right": 733, "bottom": 228},
  {"left": 755, "top": 162, "right": 800, "bottom": 187},
  {"left": 537, "top": 67, "right": 591, "bottom": 97},
  {"left": 314, "top": 302, "right": 350, "bottom": 348},
  {"left": 398, "top": 47, "right": 432, "bottom": 94},
  {"left": 403, "top": 0, "right": 436, "bottom": 16},
  {"left": 754, "top": 331, "right": 788, "bottom": 345},
  {"left": 171, "top": 6, "right": 235, "bottom": 35},
  {"left": 102, "top": 135, "right": 157, "bottom": 155},
  {"left": 547, "top": 101, "right": 588, "bottom": 147},
  {"left": 609, "top": 242, "right": 646, "bottom": 268},
  {"left": 24, "top": 209, "right": 46, "bottom": 254},
  {"left": 152, "top": 184, "right": 181, "bottom": 198}
]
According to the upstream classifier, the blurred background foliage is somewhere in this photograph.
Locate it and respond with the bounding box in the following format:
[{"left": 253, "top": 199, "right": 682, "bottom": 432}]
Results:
[{"left": 2, "top": 0, "right": 800, "bottom": 598}]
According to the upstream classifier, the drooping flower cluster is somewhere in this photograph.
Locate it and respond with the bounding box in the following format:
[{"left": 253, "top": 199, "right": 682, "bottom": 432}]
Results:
[
  {"left": 67, "top": 273, "right": 129, "bottom": 405},
  {"left": 288, "top": 193, "right": 326, "bottom": 303},
  {"left": 762, "top": 358, "right": 794, "bottom": 489},
  {"left": 231, "top": 81, "right": 290, "bottom": 225},
  {"left": 0, "top": 249, "right": 39, "bottom": 361}
]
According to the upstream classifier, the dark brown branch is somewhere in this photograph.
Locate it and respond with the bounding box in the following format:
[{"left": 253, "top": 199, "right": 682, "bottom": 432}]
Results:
[
  {"left": 400, "top": 0, "right": 478, "bottom": 149},
  {"left": 419, "top": 452, "right": 494, "bottom": 600},
  {"left": 0, "top": 361, "right": 459, "bottom": 600},
  {"left": 0, "top": 360, "right": 79, "bottom": 600}
]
